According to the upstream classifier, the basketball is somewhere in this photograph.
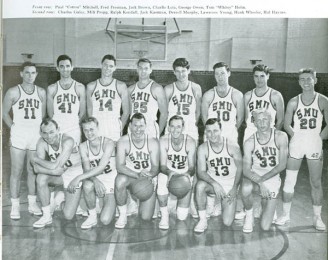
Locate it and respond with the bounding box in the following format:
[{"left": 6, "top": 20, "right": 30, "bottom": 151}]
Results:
[
  {"left": 130, "top": 177, "right": 154, "bottom": 202},
  {"left": 168, "top": 174, "right": 191, "bottom": 199}
]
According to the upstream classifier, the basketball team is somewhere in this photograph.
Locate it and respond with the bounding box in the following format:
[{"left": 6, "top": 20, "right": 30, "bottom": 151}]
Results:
[{"left": 3, "top": 55, "right": 328, "bottom": 234}]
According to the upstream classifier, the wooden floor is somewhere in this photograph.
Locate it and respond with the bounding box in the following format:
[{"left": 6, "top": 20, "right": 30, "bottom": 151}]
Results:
[{"left": 2, "top": 140, "right": 327, "bottom": 260}]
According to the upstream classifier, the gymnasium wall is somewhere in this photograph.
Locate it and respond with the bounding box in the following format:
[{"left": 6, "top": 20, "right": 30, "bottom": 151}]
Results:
[{"left": 3, "top": 18, "right": 328, "bottom": 72}]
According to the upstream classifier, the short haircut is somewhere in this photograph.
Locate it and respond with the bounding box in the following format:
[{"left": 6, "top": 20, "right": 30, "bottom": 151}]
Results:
[
  {"left": 298, "top": 68, "right": 316, "bottom": 78},
  {"left": 173, "top": 58, "right": 190, "bottom": 70},
  {"left": 40, "top": 117, "right": 59, "bottom": 130},
  {"left": 20, "top": 62, "right": 36, "bottom": 71},
  {"left": 213, "top": 62, "right": 230, "bottom": 73},
  {"left": 252, "top": 109, "right": 272, "bottom": 121},
  {"left": 137, "top": 58, "right": 152, "bottom": 67},
  {"left": 253, "top": 64, "right": 270, "bottom": 75},
  {"left": 130, "top": 112, "right": 146, "bottom": 124},
  {"left": 81, "top": 116, "right": 99, "bottom": 127},
  {"left": 205, "top": 118, "right": 222, "bottom": 129},
  {"left": 168, "top": 115, "right": 185, "bottom": 126},
  {"left": 101, "top": 54, "right": 116, "bottom": 65},
  {"left": 57, "top": 54, "right": 72, "bottom": 66}
]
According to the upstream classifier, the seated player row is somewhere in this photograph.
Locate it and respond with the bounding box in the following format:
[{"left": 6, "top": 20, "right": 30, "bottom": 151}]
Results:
[{"left": 3, "top": 54, "right": 327, "bottom": 232}]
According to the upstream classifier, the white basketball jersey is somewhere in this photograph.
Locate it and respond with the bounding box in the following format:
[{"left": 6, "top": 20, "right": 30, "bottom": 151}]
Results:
[
  {"left": 130, "top": 81, "right": 158, "bottom": 125},
  {"left": 167, "top": 134, "right": 189, "bottom": 174},
  {"left": 126, "top": 134, "right": 151, "bottom": 173},
  {"left": 86, "top": 137, "right": 116, "bottom": 181},
  {"left": 12, "top": 85, "right": 43, "bottom": 129},
  {"left": 293, "top": 93, "right": 323, "bottom": 136},
  {"left": 48, "top": 135, "right": 82, "bottom": 170},
  {"left": 91, "top": 79, "right": 122, "bottom": 120},
  {"left": 246, "top": 88, "right": 276, "bottom": 129},
  {"left": 167, "top": 82, "right": 197, "bottom": 130},
  {"left": 53, "top": 81, "right": 80, "bottom": 131},
  {"left": 251, "top": 129, "right": 280, "bottom": 181},
  {"left": 207, "top": 87, "right": 238, "bottom": 139},
  {"left": 206, "top": 138, "right": 237, "bottom": 182}
]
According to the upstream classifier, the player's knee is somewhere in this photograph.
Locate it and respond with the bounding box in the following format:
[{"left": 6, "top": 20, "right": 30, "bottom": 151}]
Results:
[
  {"left": 260, "top": 220, "right": 271, "bottom": 231},
  {"left": 140, "top": 211, "right": 152, "bottom": 221},
  {"left": 195, "top": 181, "right": 207, "bottom": 195},
  {"left": 36, "top": 174, "right": 49, "bottom": 188},
  {"left": 82, "top": 180, "right": 95, "bottom": 194},
  {"left": 283, "top": 170, "right": 298, "bottom": 194},
  {"left": 100, "top": 214, "right": 113, "bottom": 226},
  {"left": 223, "top": 216, "right": 233, "bottom": 227},
  {"left": 241, "top": 179, "right": 253, "bottom": 197},
  {"left": 63, "top": 208, "right": 75, "bottom": 220},
  {"left": 177, "top": 207, "right": 189, "bottom": 221},
  {"left": 115, "top": 175, "right": 128, "bottom": 190}
]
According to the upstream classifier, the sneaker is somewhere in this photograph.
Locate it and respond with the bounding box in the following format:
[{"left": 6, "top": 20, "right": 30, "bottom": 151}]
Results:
[
  {"left": 194, "top": 219, "right": 208, "bottom": 233},
  {"left": 212, "top": 203, "right": 222, "bottom": 217},
  {"left": 313, "top": 216, "right": 326, "bottom": 231},
  {"left": 51, "top": 191, "right": 65, "bottom": 215},
  {"left": 235, "top": 210, "right": 246, "bottom": 220},
  {"left": 115, "top": 208, "right": 119, "bottom": 218},
  {"left": 152, "top": 210, "right": 160, "bottom": 219},
  {"left": 81, "top": 215, "right": 98, "bottom": 230},
  {"left": 274, "top": 215, "right": 290, "bottom": 226},
  {"left": 243, "top": 213, "right": 254, "bottom": 233},
  {"left": 159, "top": 215, "right": 169, "bottom": 230},
  {"left": 10, "top": 204, "right": 20, "bottom": 220},
  {"left": 76, "top": 205, "right": 88, "bottom": 216},
  {"left": 191, "top": 208, "right": 199, "bottom": 219},
  {"left": 115, "top": 215, "right": 127, "bottom": 229},
  {"left": 127, "top": 199, "right": 138, "bottom": 216},
  {"left": 33, "top": 215, "right": 53, "bottom": 228},
  {"left": 28, "top": 202, "right": 42, "bottom": 216},
  {"left": 254, "top": 205, "right": 262, "bottom": 219}
]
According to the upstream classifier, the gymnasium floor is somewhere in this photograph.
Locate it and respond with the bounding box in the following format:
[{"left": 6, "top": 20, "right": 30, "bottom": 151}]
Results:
[{"left": 2, "top": 143, "right": 327, "bottom": 260}]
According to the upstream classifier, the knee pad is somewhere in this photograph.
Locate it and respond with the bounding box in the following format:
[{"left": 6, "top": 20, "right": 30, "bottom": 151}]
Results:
[
  {"left": 283, "top": 170, "right": 299, "bottom": 193},
  {"left": 157, "top": 173, "right": 169, "bottom": 196},
  {"left": 177, "top": 207, "right": 189, "bottom": 221}
]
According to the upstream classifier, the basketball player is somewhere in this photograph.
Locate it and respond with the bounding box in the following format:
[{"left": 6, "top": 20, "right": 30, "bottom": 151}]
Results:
[
  {"left": 165, "top": 58, "right": 202, "bottom": 142},
  {"left": 241, "top": 109, "right": 288, "bottom": 233},
  {"left": 128, "top": 58, "right": 168, "bottom": 139},
  {"left": 115, "top": 113, "right": 160, "bottom": 228},
  {"left": 2, "top": 62, "right": 46, "bottom": 219},
  {"left": 158, "top": 115, "right": 197, "bottom": 230},
  {"left": 237, "top": 64, "right": 285, "bottom": 220},
  {"left": 31, "top": 118, "right": 83, "bottom": 228},
  {"left": 194, "top": 118, "right": 243, "bottom": 233},
  {"left": 67, "top": 117, "right": 117, "bottom": 229},
  {"left": 201, "top": 62, "right": 244, "bottom": 143},
  {"left": 86, "top": 54, "right": 129, "bottom": 141},
  {"left": 276, "top": 68, "right": 328, "bottom": 231},
  {"left": 47, "top": 54, "right": 86, "bottom": 146}
]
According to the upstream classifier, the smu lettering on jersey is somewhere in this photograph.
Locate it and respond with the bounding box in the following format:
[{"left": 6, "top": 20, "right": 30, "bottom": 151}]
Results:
[
  {"left": 251, "top": 129, "right": 280, "bottom": 181},
  {"left": 126, "top": 134, "right": 151, "bottom": 172},
  {"left": 91, "top": 79, "right": 122, "bottom": 120},
  {"left": 87, "top": 137, "right": 114, "bottom": 174},
  {"left": 53, "top": 81, "right": 80, "bottom": 129},
  {"left": 130, "top": 81, "right": 158, "bottom": 124},
  {"left": 207, "top": 87, "right": 237, "bottom": 138},
  {"left": 293, "top": 93, "right": 323, "bottom": 136},
  {"left": 167, "top": 82, "right": 197, "bottom": 129},
  {"left": 167, "top": 134, "right": 189, "bottom": 174},
  {"left": 246, "top": 88, "right": 276, "bottom": 128},
  {"left": 12, "top": 85, "right": 42, "bottom": 128},
  {"left": 206, "top": 138, "right": 237, "bottom": 181}
]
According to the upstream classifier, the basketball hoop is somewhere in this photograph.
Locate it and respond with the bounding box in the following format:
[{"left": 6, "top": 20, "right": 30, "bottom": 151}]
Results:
[{"left": 132, "top": 40, "right": 149, "bottom": 58}]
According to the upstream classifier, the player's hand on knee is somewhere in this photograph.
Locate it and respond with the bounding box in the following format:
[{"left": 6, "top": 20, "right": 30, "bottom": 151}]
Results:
[
  {"left": 67, "top": 177, "right": 81, "bottom": 194},
  {"left": 226, "top": 187, "right": 237, "bottom": 204},
  {"left": 212, "top": 182, "right": 226, "bottom": 200},
  {"left": 94, "top": 179, "right": 106, "bottom": 197},
  {"left": 259, "top": 183, "right": 271, "bottom": 199}
]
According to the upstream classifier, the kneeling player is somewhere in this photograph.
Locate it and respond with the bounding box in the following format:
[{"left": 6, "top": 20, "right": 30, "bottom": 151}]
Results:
[
  {"left": 31, "top": 118, "right": 83, "bottom": 228},
  {"left": 241, "top": 109, "right": 288, "bottom": 233},
  {"left": 194, "top": 118, "right": 242, "bottom": 233},
  {"left": 158, "top": 115, "right": 196, "bottom": 229},
  {"left": 115, "top": 113, "right": 160, "bottom": 228},
  {"left": 67, "top": 117, "right": 117, "bottom": 229}
]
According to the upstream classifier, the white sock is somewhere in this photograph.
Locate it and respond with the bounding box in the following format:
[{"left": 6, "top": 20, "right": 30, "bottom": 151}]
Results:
[
  {"left": 245, "top": 208, "right": 253, "bottom": 216},
  {"left": 28, "top": 195, "right": 37, "bottom": 204},
  {"left": 88, "top": 208, "right": 97, "bottom": 217},
  {"left": 207, "top": 196, "right": 215, "bottom": 207},
  {"left": 198, "top": 210, "right": 207, "bottom": 221},
  {"left": 160, "top": 206, "right": 168, "bottom": 216},
  {"left": 313, "top": 205, "right": 322, "bottom": 217},
  {"left": 42, "top": 205, "right": 51, "bottom": 218},
  {"left": 283, "top": 202, "right": 292, "bottom": 217},
  {"left": 11, "top": 198, "right": 20, "bottom": 206},
  {"left": 118, "top": 205, "right": 127, "bottom": 216}
]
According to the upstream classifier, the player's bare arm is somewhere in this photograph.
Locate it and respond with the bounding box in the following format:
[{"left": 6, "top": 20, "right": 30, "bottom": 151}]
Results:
[
  {"left": 232, "top": 89, "right": 245, "bottom": 129},
  {"left": 272, "top": 90, "right": 285, "bottom": 130},
  {"left": 164, "top": 83, "right": 174, "bottom": 106},
  {"left": 319, "top": 95, "right": 328, "bottom": 140},
  {"left": 227, "top": 140, "right": 243, "bottom": 194},
  {"left": 259, "top": 131, "right": 288, "bottom": 182},
  {"left": 2, "top": 87, "right": 19, "bottom": 128},
  {"left": 117, "top": 80, "right": 130, "bottom": 128},
  {"left": 46, "top": 83, "right": 57, "bottom": 118},
  {"left": 284, "top": 97, "right": 298, "bottom": 137},
  {"left": 243, "top": 90, "right": 252, "bottom": 123},
  {"left": 159, "top": 136, "right": 171, "bottom": 176},
  {"left": 116, "top": 135, "right": 140, "bottom": 179},
  {"left": 37, "top": 87, "right": 47, "bottom": 119},
  {"left": 76, "top": 82, "right": 86, "bottom": 120},
  {"left": 143, "top": 137, "right": 160, "bottom": 178},
  {"left": 193, "top": 83, "right": 202, "bottom": 126},
  {"left": 86, "top": 81, "right": 97, "bottom": 117},
  {"left": 201, "top": 89, "right": 214, "bottom": 125},
  {"left": 185, "top": 136, "right": 196, "bottom": 177},
  {"left": 243, "top": 135, "right": 262, "bottom": 183},
  {"left": 152, "top": 83, "right": 168, "bottom": 134}
]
